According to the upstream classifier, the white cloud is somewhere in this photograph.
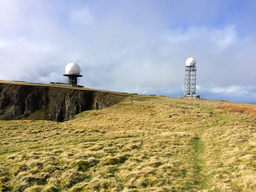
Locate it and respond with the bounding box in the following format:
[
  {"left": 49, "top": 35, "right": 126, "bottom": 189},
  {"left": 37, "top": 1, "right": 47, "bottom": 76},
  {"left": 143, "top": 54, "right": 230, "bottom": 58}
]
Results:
[
  {"left": 200, "top": 85, "right": 256, "bottom": 102},
  {"left": 210, "top": 85, "right": 247, "bottom": 95},
  {"left": 0, "top": 0, "right": 20, "bottom": 30},
  {"left": 69, "top": 7, "right": 94, "bottom": 25},
  {"left": 0, "top": 39, "right": 8, "bottom": 48},
  {"left": 211, "top": 26, "right": 237, "bottom": 49}
]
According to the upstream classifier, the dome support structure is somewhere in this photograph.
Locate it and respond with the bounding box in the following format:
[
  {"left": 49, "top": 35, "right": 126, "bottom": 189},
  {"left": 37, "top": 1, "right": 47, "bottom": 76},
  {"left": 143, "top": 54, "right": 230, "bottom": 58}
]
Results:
[{"left": 63, "top": 74, "right": 83, "bottom": 87}]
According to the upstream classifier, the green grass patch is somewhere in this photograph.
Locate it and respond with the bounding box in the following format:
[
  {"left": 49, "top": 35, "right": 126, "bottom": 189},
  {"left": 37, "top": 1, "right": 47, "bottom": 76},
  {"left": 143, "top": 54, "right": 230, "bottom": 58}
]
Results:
[
  {"left": 185, "top": 134, "right": 209, "bottom": 190},
  {"left": 26, "top": 110, "right": 48, "bottom": 120}
]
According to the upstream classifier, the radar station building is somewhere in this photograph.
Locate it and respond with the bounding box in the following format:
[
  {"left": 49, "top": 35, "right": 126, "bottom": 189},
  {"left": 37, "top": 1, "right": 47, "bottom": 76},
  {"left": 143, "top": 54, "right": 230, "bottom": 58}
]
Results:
[
  {"left": 63, "top": 62, "right": 83, "bottom": 87},
  {"left": 184, "top": 57, "right": 200, "bottom": 99}
]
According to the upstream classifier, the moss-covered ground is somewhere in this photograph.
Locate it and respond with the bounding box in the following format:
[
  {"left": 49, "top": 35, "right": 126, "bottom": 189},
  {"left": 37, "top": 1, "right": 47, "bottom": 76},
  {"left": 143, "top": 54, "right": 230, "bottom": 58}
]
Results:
[{"left": 1, "top": 95, "right": 256, "bottom": 191}]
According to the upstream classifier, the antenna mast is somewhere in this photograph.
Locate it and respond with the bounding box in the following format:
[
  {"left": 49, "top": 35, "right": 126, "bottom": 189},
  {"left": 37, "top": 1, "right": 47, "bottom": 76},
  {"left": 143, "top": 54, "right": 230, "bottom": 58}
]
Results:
[{"left": 184, "top": 57, "right": 200, "bottom": 99}]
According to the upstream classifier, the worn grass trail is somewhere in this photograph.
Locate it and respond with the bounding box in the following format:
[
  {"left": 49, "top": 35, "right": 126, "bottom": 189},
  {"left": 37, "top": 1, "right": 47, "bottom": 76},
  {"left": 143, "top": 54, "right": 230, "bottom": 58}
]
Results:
[
  {"left": 183, "top": 105, "right": 215, "bottom": 191},
  {"left": 189, "top": 133, "right": 206, "bottom": 190},
  {"left": 1, "top": 95, "right": 256, "bottom": 191},
  {"left": 186, "top": 105, "right": 233, "bottom": 191}
]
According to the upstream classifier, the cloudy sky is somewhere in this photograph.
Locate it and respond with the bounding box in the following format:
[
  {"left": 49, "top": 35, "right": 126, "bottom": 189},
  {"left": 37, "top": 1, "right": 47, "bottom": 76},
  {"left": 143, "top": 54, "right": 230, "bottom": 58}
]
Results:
[{"left": 0, "top": 0, "right": 256, "bottom": 103}]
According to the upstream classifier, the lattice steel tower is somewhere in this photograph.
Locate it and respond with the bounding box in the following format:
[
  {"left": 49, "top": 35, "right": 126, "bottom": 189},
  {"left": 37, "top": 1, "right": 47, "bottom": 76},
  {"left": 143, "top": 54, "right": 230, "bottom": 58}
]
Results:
[{"left": 184, "top": 57, "right": 199, "bottom": 98}]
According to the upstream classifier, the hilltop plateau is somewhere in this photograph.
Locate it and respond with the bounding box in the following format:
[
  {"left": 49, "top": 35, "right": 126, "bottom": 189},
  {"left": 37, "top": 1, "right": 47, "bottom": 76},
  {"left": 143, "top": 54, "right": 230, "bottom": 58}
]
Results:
[{"left": 0, "top": 81, "right": 256, "bottom": 191}]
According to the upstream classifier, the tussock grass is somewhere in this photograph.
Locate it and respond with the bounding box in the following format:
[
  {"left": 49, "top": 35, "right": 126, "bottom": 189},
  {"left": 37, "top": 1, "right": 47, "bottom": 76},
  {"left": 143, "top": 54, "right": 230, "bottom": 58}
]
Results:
[{"left": 0, "top": 95, "right": 256, "bottom": 191}]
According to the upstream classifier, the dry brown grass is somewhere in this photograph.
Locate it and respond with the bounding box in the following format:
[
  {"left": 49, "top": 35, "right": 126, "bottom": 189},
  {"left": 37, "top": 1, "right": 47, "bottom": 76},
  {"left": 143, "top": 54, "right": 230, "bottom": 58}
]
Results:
[
  {"left": 0, "top": 95, "right": 256, "bottom": 191},
  {"left": 217, "top": 105, "right": 256, "bottom": 119}
]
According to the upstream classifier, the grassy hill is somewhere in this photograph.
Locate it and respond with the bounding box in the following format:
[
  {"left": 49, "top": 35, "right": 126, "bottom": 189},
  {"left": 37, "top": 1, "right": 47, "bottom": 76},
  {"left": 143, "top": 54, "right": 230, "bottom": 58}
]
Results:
[{"left": 1, "top": 94, "right": 256, "bottom": 191}]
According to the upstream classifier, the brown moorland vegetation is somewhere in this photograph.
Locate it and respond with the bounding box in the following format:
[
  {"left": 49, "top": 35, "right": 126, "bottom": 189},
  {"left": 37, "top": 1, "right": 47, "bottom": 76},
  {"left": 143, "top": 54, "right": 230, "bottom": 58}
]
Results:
[
  {"left": 217, "top": 105, "right": 256, "bottom": 119},
  {"left": 1, "top": 95, "right": 256, "bottom": 191}
]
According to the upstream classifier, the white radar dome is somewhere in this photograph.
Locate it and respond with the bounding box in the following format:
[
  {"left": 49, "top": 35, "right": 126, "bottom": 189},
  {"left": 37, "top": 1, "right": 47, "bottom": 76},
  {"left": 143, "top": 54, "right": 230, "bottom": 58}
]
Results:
[
  {"left": 186, "top": 57, "right": 196, "bottom": 67},
  {"left": 65, "top": 62, "right": 81, "bottom": 75}
]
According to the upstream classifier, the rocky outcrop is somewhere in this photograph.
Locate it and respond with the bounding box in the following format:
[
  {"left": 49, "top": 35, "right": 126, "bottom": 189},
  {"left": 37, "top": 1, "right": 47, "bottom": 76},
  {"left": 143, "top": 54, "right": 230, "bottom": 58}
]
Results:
[{"left": 0, "top": 82, "right": 127, "bottom": 121}]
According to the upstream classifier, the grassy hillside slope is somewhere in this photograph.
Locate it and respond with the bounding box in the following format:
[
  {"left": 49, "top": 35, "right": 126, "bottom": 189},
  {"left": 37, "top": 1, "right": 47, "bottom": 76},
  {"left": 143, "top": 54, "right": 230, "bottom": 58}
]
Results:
[{"left": 1, "top": 95, "right": 256, "bottom": 191}]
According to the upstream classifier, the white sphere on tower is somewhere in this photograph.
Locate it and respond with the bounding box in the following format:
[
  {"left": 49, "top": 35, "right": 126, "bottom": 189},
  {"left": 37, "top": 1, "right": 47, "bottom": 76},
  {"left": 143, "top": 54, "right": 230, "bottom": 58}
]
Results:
[
  {"left": 186, "top": 57, "right": 196, "bottom": 67},
  {"left": 65, "top": 62, "right": 81, "bottom": 75}
]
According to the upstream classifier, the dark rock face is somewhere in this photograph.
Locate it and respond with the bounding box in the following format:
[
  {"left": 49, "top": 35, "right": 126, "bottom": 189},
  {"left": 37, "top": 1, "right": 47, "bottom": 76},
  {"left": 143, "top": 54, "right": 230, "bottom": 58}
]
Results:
[{"left": 0, "top": 83, "right": 127, "bottom": 121}]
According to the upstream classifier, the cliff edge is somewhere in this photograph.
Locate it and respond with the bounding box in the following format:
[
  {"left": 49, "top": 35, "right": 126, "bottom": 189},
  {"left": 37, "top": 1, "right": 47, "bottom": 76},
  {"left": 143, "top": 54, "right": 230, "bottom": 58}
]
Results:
[{"left": 0, "top": 81, "right": 128, "bottom": 121}]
